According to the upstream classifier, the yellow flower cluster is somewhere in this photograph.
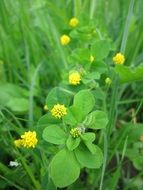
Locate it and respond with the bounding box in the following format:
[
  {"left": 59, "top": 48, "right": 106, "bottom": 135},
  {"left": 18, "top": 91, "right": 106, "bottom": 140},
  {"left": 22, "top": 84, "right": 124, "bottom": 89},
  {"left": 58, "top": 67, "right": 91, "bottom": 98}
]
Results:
[
  {"left": 60, "top": 17, "right": 79, "bottom": 45},
  {"left": 60, "top": 35, "right": 70, "bottom": 45},
  {"left": 105, "top": 77, "right": 112, "bottom": 85},
  {"left": 70, "top": 128, "right": 81, "bottom": 138},
  {"left": 51, "top": 104, "right": 67, "bottom": 119},
  {"left": 69, "top": 17, "right": 79, "bottom": 27},
  {"left": 14, "top": 131, "right": 38, "bottom": 148},
  {"left": 113, "top": 53, "right": 125, "bottom": 65},
  {"left": 69, "top": 71, "right": 81, "bottom": 85},
  {"left": 90, "top": 55, "right": 95, "bottom": 63}
]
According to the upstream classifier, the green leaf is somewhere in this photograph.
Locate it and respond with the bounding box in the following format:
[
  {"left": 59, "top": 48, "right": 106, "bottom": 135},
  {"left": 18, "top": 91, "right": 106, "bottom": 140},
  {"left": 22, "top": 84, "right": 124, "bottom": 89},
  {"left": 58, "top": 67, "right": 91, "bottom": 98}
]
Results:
[
  {"left": 42, "top": 125, "right": 67, "bottom": 145},
  {"left": 6, "top": 98, "right": 29, "bottom": 113},
  {"left": 115, "top": 64, "right": 143, "bottom": 83},
  {"left": 84, "top": 111, "right": 108, "bottom": 129},
  {"left": 75, "top": 143, "right": 103, "bottom": 169},
  {"left": 91, "top": 40, "right": 110, "bottom": 60},
  {"left": 73, "top": 90, "right": 95, "bottom": 121},
  {"left": 81, "top": 132, "right": 97, "bottom": 154},
  {"left": 66, "top": 136, "right": 80, "bottom": 151},
  {"left": 63, "top": 106, "right": 81, "bottom": 126},
  {"left": 46, "top": 87, "right": 72, "bottom": 109},
  {"left": 84, "top": 142, "right": 96, "bottom": 154},
  {"left": 68, "top": 48, "right": 91, "bottom": 63},
  {"left": 91, "top": 61, "right": 107, "bottom": 74},
  {"left": 81, "top": 133, "right": 96, "bottom": 142},
  {"left": 50, "top": 148, "right": 80, "bottom": 187},
  {"left": 82, "top": 72, "right": 100, "bottom": 84},
  {"left": 37, "top": 113, "right": 61, "bottom": 138}
]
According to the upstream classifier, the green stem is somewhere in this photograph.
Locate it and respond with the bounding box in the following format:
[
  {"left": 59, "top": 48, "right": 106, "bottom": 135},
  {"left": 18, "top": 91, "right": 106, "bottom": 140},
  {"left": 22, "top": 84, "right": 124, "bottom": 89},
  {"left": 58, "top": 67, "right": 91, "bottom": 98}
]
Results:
[
  {"left": 89, "top": 0, "right": 96, "bottom": 19},
  {"left": 28, "top": 63, "right": 42, "bottom": 127},
  {"left": 74, "top": 0, "right": 81, "bottom": 16},
  {"left": 99, "top": 130, "right": 108, "bottom": 190},
  {"left": 19, "top": 152, "right": 41, "bottom": 190}
]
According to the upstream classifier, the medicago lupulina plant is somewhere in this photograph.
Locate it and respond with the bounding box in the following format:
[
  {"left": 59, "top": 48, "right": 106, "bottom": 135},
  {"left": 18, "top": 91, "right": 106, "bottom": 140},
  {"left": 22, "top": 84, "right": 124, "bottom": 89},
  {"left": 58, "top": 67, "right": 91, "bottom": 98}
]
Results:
[
  {"left": 36, "top": 17, "right": 116, "bottom": 188},
  {"left": 14, "top": 15, "right": 143, "bottom": 188}
]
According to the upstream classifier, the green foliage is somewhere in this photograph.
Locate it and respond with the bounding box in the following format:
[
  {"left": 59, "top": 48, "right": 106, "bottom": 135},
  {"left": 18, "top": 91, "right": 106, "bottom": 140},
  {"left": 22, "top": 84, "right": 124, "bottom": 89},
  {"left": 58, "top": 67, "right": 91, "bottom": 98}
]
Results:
[
  {"left": 84, "top": 111, "right": 108, "bottom": 129},
  {"left": 46, "top": 87, "right": 72, "bottom": 109},
  {"left": 43, "top": 125, "right": 67, "bottom": 145},
  {"left": 91, "top": 40, "right": 111, "bottom": 60},
  {"left": 75, "top": 143, "right": 103, "bottom": 169},
  {"left": 73, "top": 90, "right": 95, "bottom": 120},
  {"left": 50, "top": 148, "right": 80, "bottom": 188},
  {"left": 0, "top": 0, "right": 143, "bottom": 189},
  {"left": 66, "top": 136, "right": 81, "bottom": 151},
  {"left": 115, "top": 64, "right": 143, "bottom": 83}
]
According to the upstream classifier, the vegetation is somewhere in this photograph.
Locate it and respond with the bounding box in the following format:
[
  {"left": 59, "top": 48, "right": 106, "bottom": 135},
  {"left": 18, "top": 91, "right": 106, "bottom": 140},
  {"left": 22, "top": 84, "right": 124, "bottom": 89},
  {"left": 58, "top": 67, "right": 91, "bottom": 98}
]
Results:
[{"left": 0, "top": 0, "right": 143, "bottom": 189}]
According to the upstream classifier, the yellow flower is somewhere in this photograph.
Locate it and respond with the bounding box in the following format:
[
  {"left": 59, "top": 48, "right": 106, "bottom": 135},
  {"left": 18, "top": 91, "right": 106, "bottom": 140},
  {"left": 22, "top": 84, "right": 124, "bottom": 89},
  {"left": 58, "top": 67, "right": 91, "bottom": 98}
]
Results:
[
  {"left": 69, "top": 71, "right": 81, "bottom": 85},
  {"left": 69, "top": 17, "right": 79, "bottom": 27},
  {"left": 113, "top": 53, "right": 125, "bottom": 65},
  {"left": 51, "top": 104, "right": 67, "bottom": 119},
  {"left": 14, "top": 139, "right": 23, "bottom": 148},
  {"left": 44, "top": 105, "right": 48, "bottom": 111},
  {"left": 90, "top": 55, "right": 95, "bottom": 63},
  {"left": 70, "top": 128, "right": 81, "bottom": 138},
  {"left": 21, "top": 131, "right": 38, "bottom": 148},
  {"left": 105, "top": 77, "right": 112, "bottom": 85},
  {"left": 60, "top": 35, "right": 70, "bottom": 45}
]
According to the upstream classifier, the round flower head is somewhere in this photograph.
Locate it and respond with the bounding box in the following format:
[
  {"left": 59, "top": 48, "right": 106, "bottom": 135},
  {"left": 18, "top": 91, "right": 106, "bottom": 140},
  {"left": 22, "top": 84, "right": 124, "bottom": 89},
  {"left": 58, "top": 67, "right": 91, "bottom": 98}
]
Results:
[
  {"left": 105, "top": 77, "right": 112, "bottom": 85},
  {"left": 51, "top": 104, "right": 67, "bottom": 119},
  {"left": 60, "top": 35, "right": 70, "bottom": 45},
  {"left": 69, "top": 17, "right": 79, "bottom": 27},
  {"left": 90, "top": 55, "right": 95, "bottom": 63},
  {"left": 14, "top": 139, "right": 23, "bottom": 148},
  {"left": 21, "top": 131, "right": 38, "bottom": 148},
  {"left": 69, "top": 71, "right": 81, "bottom": 85},
  {"left": 113, "top": 53, "right": 125, "bottom": 65},
  {"left": 70, "top": 128, "right": 81, "bottom": 138}
]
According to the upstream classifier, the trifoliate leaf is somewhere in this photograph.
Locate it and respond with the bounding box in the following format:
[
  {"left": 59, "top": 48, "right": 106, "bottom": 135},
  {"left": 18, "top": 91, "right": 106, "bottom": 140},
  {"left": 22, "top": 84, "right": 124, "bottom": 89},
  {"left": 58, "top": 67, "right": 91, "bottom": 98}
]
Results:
[
  {"left": 42, "top": 125, "right": 67, "bottom": 145},
  {"left": 84, "top": 110, "right": 108, "bottom": 129},
  {"left": 50, "top": 148, "right": 80, "bottom": 187},
  {"left": 75, "top": 143, "right": 103, "bottom": 169},
  {"left": 66, "top": 136, "right": 80, "bottom": 151}
]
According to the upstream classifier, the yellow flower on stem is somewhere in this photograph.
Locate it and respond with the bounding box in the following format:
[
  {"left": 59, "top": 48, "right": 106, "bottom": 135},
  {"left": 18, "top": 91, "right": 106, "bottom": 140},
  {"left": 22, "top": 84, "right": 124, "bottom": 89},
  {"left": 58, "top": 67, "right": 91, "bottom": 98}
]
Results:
[
  {"left": 113, "top": 53, "right": 125, "bottom": 65},
  {"left": 14, "top": 139, "right": 23, "bottom": 148},
  {"left": 69, "top": 71, "right": 81, "bottom": 85},
  {"left": 60, "top": 35, "right": 70, "bottom": 45},
  {"left": 21, "top": 131, "right": 38, "bottom": 148},
  {"left": 70, "top": 128, "right": 81, "bottom": 138},
  {"left": 51, "top": 104, "right": 67, "bottom": 119},
  {"left": 69, "top": 17, "right": 79, "bottom": 27}
]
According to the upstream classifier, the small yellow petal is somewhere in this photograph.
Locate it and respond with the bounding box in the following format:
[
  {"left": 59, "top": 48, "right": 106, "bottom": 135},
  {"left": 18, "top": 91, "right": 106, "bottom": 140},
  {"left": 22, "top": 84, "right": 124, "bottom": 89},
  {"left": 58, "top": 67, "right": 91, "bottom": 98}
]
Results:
[
  {"left": 69, "top": 17, "right": 79, "bottom": 27},
  {"left": 60, "top": 35, "right": 70, "bottom": 45},
  {"left": 113, "top": 53, "right": 125, "bottom": 65},
  {"left": 69, "top": 71, "right": 81, "bottom": 85},
  {"left": 51, "top": 104, "right": 67, "bottom": 119}
]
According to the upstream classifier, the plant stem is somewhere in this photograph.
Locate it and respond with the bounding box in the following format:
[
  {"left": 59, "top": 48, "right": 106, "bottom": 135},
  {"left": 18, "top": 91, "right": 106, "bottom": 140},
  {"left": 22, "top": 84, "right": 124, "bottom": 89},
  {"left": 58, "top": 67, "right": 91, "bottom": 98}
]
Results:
[{"left": 19, "top": 152, "right": 41, "bottom": 190}]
